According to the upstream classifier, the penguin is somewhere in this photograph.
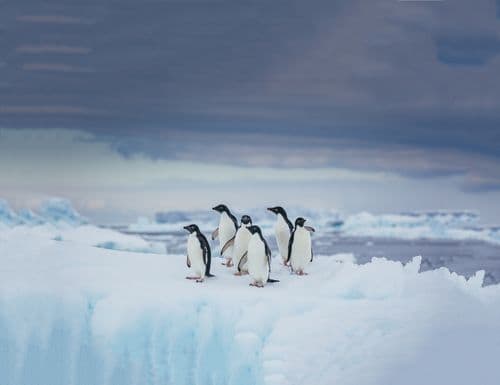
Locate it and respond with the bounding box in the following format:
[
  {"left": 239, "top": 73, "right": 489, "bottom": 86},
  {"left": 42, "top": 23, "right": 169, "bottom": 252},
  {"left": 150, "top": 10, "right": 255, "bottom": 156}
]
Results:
[
  {"left": 267, "top": 206, "right": 293, "bottom": 265},
  {"left": 212, "top": 204, "right": 238, "bottom": 267},
  {"left": 184, "top": 224, "right": 214, "bottom": 282},
  {"left": 244, "top": 225, "right": 279, "bottom": 287},
  {"left": 287, "top": 217, "right": 315, "bottom": 275},
  {"left": 232, "top": 215, "right": 253, "bottom": 275}
]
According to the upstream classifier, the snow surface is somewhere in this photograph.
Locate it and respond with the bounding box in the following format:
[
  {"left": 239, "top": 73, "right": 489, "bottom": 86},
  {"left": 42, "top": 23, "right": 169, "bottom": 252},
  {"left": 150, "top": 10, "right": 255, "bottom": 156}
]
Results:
[
  {"left": 0, "top": 199, "right": 164, "bottom": 254},
  {"left": 1, "top": 233, "right": 499, "bottom": 385}
]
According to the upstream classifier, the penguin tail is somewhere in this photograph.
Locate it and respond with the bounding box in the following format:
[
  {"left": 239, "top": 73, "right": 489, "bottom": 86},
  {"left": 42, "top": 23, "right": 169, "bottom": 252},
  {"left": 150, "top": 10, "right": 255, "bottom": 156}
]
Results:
[
  {"left": 206, "top": 273, "right": 215, "bottom": 278},
  {"left": 267, "top": 278, "right": 280, "bottom": 283}
]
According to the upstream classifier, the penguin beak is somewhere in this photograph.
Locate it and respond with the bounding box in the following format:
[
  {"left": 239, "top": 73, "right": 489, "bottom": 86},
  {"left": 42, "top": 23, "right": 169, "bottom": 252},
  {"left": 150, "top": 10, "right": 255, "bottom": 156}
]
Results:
[
  {"left": 212, "top": 206, "right": 218, "bottom": 211},
  {"left": 183, "top": 225, "right": 190, "bottom": 231},
  {"left": 267, "top": 207, "right": 274, "bottom": 213}
]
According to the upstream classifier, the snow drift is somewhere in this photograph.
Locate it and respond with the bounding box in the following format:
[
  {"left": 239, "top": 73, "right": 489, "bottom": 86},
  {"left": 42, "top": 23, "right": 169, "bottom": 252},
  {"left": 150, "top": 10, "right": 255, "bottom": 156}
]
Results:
[
  {"left": 0, "top": 198, "right": 164, "bottom": 254},
  {"left": 1, "top": 235, "right": 499, "bottom": 385}
]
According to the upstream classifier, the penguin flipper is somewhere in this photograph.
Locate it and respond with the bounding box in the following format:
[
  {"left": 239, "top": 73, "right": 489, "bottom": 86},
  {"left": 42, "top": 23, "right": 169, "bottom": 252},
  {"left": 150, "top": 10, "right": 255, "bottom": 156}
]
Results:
[
  {"left": 310, "top": 248, "right": 314, "bottom": 262},
  {"left": 305, "top": 226, "right": 315, "bottom": 233},
  {"left": 238, "top": 252, "right": 248, "bottom": 272},
  {"left": 186, "top": 255, "right": 191, "bottom": 268},
  {"left": 211, "top": 228, "right": 219, "bottom": 240},
  {"left": 286, "top": 230, "right": 295, "bottom": 263},
  {"left": 221, "top": 236, "right": 235, "bottom": 255},
  {"left": 267, "top": 278, "right": 280, "bottom": 283}
]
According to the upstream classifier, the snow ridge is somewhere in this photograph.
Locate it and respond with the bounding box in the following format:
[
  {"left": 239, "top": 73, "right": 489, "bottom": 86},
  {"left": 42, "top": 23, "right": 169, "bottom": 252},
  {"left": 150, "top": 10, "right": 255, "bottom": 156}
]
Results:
[{"left": 1, "top": 236, "right": 499, "bottom": 385}]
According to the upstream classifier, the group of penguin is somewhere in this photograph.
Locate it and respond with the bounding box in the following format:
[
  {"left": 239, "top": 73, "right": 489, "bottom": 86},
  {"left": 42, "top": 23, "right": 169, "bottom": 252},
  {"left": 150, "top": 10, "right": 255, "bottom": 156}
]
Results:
[{"left": 183, "top": 204, "right": 315, "bottom": 287}]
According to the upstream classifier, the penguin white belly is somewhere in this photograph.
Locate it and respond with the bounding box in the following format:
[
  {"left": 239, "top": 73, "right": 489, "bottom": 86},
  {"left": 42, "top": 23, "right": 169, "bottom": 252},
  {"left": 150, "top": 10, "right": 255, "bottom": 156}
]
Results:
[
  {"left": 187, "top": 233, "right": 205, "bottom": 278},
  {"left": 233, "top": 227, "right": 251, "bottom": 269},
  {"left": 290, "top": 228, "right": 311, "bottom": 272},
  {"left": 218, "top": 212, "right": 236, "bottom": 258},
  {"left": 247, "top": 236, "right": 269, "bottom": 285},
  {"left": 275, "top": 216, "right": 290, "bottom": 260}
]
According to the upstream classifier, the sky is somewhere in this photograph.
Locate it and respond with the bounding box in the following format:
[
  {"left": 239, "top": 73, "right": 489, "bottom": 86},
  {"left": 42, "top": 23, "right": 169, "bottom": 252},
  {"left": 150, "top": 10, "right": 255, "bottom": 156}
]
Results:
[{"left": 1, "top": 0, "right": 500, "bottom": 223}]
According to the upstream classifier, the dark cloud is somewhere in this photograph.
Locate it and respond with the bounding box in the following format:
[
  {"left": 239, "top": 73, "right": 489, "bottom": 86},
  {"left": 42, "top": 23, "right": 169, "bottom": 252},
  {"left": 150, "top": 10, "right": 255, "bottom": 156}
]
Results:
[
  {"left": 1, "top": 0, "right": 500, "bottom": 190},
  {"left": 435, "top": 36, "right": 500, "bottom": 66}
]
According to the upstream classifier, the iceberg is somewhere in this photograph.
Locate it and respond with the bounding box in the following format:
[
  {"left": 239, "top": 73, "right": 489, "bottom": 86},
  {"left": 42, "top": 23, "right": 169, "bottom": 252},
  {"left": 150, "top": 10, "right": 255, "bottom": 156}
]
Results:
[
  {"left": 17, "top": 209, "right": 45, "bottom": 226},
  {"left": 0, "top": 199, "right": 21, "bottom": 227},
  {"left": 339, "top": 211, "right": 500, "bottom": 245},
  {"left": 38, "top": 197, "right": 88, "bottom": 226},
  {"left": 0, "top": 198, "right": 164, "bottom": 254},
  {"left": 1, "top": 233, "right": 499, "bottom": 385}
]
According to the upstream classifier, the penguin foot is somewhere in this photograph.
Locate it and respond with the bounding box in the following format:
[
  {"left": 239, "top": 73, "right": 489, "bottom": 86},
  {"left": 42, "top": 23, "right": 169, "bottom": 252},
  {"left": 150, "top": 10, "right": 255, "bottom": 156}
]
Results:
[
  {"left": 226, "top": 259, "right": 234, "bottom": 268},
  {"left": 234, "top": 271, "right": 242, "bottom": 276},
  {"left": 186, "top": 276, "right": 201, "bottom": 280},
  {"left": 196, "top": 278, "right": 204, "bottom": 283},
  {"left": 249, "top": 282, "right": 264, "bottom": 288},
  {"left": 296, "top": 271, "right": 308, "bottom": 276}
]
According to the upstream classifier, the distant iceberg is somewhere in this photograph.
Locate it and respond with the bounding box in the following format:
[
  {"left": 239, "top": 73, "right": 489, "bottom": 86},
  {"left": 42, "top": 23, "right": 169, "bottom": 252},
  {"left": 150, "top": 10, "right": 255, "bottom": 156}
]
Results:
[
  {"left": 0, "top": 199, "right": 21, "bottom": 227},
  {"left": 17, "top": 208, "right": 45, "bottom": 226},
  {"left": 340, "top": 211, "right": 500, "bottom": 244},
  {"left": 38, "top": 197, "right": 88, "bottom": 226},
  {"left": 0, "top": 198, "right": 165, "bottom": 254}
]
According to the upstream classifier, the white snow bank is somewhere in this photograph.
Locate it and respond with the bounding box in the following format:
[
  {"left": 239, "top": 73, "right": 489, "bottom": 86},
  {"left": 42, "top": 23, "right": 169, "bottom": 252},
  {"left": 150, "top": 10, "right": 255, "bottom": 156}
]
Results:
[
  {"left": 0, "top": 224, "right": 165, "bottom": 254},
  {"left": 0, "top": 197, "right": 86, "bottom": 227},
  {"left": 341, "top": 211, "right": 500, "bottom": 244},
  {"left": 1, "top": 237, "right": 498, "bottom": 385},
  {"left": 0, "top": 198, "right": 164, "bottom": 254}
]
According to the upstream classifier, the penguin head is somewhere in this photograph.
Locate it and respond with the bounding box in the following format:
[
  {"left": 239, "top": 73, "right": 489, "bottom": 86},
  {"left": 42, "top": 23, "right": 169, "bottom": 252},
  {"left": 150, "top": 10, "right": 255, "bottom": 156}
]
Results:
[
  {"left": 212, "top": 204, "right": 229, "bottom": 214},
  {"left": 183, "top": 224, "right": 200, "bottom": 233},
  {"left": 240, "top": 215, "right": 252, "bottom": 226},
  {"left": 295, "top": 217, "right": 306, "bottom": 227},
  {"left": 247, "top": 225, "right": 261, "bottom": 235},
  {"left": 267, "top": 206, "right": 287, "bottom": 216}
]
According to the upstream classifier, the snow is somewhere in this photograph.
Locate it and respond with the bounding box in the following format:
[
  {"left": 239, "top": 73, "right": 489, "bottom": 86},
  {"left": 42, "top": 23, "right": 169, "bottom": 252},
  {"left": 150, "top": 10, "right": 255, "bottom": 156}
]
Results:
[
  {"left": 0, "top": 199, "right": 22, "bottom": 227},
  {"left": 38, "top": 197, "right": 88, "bottom": 226},
  {"left": 1, "top": 232, "right": 499, "bottom": 385},
  {"left": 341, "top": 211, "right": 500, "bottom": 244},
  {"left": 0, "top": 198, "right": 164, "bottom": 254}
]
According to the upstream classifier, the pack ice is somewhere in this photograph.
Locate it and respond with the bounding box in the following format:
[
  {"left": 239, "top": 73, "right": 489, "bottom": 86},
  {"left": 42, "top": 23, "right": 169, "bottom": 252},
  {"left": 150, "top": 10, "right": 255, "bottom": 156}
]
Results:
[{"left": 1, "top": 226, "right": 499, "bottom": 385}]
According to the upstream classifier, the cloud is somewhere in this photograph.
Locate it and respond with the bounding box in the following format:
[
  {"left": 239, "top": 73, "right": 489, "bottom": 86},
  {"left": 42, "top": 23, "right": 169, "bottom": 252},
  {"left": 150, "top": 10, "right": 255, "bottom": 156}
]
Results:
[
  {"left": 22, "top": 63, "right": 95, "bottom": 73},
  {"left": 16, "top": 45, "right": 92, "bottom": 54},
  {"left": 1, "top": 128, "right": 499, "bottom": 223},
  {"left": 0, "top": 105, "right": 102, "bottom": 115},
  {"left": 1, "top": 0, "right": 499, "bottom": 196},
  {"left": 16, "top": 15, "right": 95, "bottom": 25}
]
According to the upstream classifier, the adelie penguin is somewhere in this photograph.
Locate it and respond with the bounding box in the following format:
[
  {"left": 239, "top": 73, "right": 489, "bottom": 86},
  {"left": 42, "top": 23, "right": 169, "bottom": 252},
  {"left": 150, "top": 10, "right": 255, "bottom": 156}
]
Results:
[
  {"left": 232, "top": 215, "right": 252, "bottom": 276},
  {"left": 287, "top": 217, "right": 315, "bottom": 275},
  {"left": 243, "top": 225, "right": 280, "bottom": 287},
  {"left": 212, "top": 204, "right": 238, "bottom": 267},
  {"left": 267, "top": 206, "right": 293, "bottom": 265},
  {"left": 184, "top": 224, "right": 214, "bottom": 282}
]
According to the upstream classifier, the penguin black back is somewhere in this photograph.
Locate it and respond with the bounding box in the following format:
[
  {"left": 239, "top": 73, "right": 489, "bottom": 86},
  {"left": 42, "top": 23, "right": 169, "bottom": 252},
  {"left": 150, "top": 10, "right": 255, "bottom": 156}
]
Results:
[
  {"left": 267, "top": 206, "right": 293, "bottom": 232},
  {"left": 212, "top": 204, "right": 238, "bottom": 229}
]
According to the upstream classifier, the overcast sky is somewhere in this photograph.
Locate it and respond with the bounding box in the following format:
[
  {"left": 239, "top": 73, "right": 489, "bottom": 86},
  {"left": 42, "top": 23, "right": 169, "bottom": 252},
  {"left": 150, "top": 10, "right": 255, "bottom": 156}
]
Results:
[{"left": 1, "top": 0, "right": 499, "bottom": 223}]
